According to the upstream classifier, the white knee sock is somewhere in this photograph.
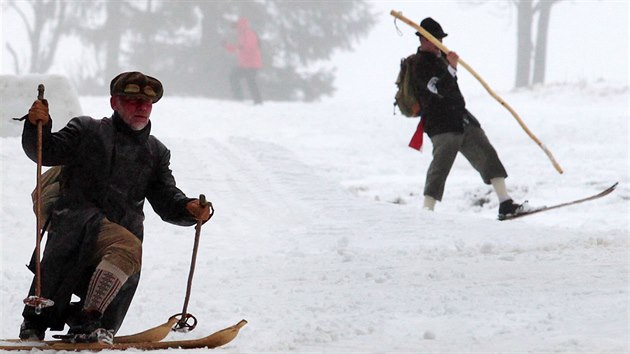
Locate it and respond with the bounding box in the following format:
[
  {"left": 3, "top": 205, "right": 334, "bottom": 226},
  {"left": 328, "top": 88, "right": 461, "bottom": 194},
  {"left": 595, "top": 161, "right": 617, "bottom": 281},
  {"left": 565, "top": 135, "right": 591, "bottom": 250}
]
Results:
[
  {"left": 423, "top": 196, "right": 437, "bottom": 211},
  {"left": 491, "top": 177, "right": 511, "bottom": 203}
]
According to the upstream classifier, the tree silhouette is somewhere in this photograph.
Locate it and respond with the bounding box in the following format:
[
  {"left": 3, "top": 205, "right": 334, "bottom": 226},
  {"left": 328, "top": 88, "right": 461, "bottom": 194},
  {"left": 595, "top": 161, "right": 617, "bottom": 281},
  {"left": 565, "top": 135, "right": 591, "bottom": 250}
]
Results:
[
  {"left": 514, "top": 0, "right": 563, "bottom": 87},
  {"left": 5, "top": 0, "right": 71, "bottom": 74},
  {"left": 6, "top": 0, "right": 375, "bottom": 101},
  {"left": 130, "top": 1, "right": 376, "bottom": 101},
  {"left": 530, "top": 0, "right": 556, "bottom": 86},
  {"left": 469, "top": 0, "right": 563, "bottom": 88}
]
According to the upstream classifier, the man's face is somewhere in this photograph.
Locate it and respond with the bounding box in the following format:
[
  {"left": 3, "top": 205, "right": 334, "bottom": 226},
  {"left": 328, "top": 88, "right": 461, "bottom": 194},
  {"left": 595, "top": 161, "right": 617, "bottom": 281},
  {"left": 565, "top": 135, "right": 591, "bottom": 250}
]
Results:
[
  {"left": 110, "top": 95, "right": 153, "bottom": 131},
  {"left": 420, "top": 36, "right": 442, "bottom": 55}
]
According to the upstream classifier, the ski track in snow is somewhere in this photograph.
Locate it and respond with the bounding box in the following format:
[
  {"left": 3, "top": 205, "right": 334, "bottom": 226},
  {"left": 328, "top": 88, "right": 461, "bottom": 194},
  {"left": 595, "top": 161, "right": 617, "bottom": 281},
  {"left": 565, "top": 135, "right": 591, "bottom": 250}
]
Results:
[
  {"left": 1, "top": 82, "right": 628, "bottom": 353},
  {"left": 157, "top": 136, "right": 627, "bottom": 353}
]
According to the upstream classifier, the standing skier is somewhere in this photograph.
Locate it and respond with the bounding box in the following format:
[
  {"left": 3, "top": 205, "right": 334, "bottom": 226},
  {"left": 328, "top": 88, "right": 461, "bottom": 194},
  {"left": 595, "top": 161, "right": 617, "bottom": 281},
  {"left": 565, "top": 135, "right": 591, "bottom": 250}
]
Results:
[
  {"left": 409, "top": 17, "right": 525, "bottom": 218},
  {"left": 19, "top": 71, "right": 212, "bottom": 343},
  {"left": 223, "top": 17, "right": 263, "bottom": 105}
]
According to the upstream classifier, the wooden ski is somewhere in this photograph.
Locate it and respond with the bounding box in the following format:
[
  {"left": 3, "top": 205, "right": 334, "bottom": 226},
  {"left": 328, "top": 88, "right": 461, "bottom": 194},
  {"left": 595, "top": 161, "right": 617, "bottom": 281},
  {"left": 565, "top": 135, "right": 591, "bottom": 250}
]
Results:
[
  {"left": 499, "top": 182, "right": 618, "bottom": 220},
  {"left": 0, "top": 319, "right": 246, "bottom": 351}
]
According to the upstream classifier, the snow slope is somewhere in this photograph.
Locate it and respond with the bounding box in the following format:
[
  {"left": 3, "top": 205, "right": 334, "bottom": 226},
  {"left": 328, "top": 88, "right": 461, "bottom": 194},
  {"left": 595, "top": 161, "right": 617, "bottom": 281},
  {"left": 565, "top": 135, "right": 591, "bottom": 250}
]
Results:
[{"left": 0, "top": 77, "right": 628, "bottom": 353}]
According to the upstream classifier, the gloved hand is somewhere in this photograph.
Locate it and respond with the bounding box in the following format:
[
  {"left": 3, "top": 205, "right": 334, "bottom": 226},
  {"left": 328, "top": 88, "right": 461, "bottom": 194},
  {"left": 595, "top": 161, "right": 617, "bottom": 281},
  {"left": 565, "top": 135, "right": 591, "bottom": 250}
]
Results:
[
  {"left": 28, "top": 99, "right": 50, "bottom": 125},
  {"left": 186, "top": 199, "right": 213, "bottom": 222}
]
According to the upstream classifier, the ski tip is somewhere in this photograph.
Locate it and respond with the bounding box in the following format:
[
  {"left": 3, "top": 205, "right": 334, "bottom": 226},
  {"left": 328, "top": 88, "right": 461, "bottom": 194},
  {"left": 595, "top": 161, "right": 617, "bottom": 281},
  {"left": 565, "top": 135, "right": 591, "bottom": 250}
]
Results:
[
  {"left": 235, "top": 319, "right": 248, "bottom": 329},
  {"left": 603, "top": 182, "right": 619, "bottom": 194}
]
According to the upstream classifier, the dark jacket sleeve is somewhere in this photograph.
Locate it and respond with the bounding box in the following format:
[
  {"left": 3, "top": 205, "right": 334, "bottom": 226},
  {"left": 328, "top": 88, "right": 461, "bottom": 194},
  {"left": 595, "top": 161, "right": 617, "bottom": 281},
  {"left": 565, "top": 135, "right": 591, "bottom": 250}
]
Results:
[
  {"left": 22, "top": 116, "right": 85, "bottom": 166},
  {"left": 145, "top": 141, "right": 197, "bottom": 227}
]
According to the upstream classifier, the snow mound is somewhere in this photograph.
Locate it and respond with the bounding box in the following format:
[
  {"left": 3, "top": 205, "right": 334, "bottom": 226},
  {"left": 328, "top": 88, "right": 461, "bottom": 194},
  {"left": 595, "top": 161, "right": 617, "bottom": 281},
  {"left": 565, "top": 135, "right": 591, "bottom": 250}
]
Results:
[{"left": 0, "top": 74, "right": 82, "bottom": 137}]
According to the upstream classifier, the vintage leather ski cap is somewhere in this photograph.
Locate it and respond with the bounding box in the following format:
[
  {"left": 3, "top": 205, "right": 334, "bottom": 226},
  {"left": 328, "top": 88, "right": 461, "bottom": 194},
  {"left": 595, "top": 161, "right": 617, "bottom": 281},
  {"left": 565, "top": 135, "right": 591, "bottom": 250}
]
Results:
[
  {"left": 416, "top": 17, "right": 448, "bottom": 39},
  {"left": 110, "top": 71, "right": 163, "bottom": 103}
]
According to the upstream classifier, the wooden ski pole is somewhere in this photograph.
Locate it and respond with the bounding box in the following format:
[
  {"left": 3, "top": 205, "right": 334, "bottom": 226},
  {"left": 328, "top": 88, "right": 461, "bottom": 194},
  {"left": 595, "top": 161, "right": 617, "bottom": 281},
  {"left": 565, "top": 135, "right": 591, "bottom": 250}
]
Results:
[
  {"left": 23, "top": 84, "right": 55, "bottom": 314},
  {"left": 391, "top": 10, "right": 563, "bottom": 174},
  {"left": 173, "top": 194, "right": 212, "bottom": 332}
]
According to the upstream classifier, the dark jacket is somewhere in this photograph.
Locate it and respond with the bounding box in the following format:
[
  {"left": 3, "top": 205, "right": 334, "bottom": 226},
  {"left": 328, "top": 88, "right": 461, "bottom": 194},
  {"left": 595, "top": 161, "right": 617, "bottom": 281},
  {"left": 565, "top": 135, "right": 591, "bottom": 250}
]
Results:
[
  {"left": 411, "top": 47, "right": 478, "bottom": 138},
  {"left": 21, "top": 113, "right": 197, "bottom": 332}
]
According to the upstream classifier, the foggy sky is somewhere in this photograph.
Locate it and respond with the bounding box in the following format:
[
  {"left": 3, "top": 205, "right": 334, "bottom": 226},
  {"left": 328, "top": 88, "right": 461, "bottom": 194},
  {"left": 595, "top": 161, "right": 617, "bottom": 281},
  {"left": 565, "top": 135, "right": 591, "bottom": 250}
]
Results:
[{"left": 1, "top": 1, "right": 628, "bottom": 101}]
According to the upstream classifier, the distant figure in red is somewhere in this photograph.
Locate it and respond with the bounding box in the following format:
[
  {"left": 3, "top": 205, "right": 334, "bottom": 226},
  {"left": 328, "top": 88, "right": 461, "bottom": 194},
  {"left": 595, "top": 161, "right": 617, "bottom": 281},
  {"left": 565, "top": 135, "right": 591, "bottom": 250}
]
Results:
[{"left": 224, "top": 17, "right": 263, "bottom": 104}]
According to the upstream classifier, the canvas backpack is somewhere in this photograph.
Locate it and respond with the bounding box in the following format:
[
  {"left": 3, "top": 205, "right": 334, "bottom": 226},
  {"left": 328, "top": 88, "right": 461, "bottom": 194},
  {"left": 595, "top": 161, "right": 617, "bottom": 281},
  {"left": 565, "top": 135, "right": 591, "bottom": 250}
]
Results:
[
  {"left": 394, "top": 53, "right": 421, "bottom": 118},
  {"left": 31, "top": 165, "right": 62, "bottom": 223}
]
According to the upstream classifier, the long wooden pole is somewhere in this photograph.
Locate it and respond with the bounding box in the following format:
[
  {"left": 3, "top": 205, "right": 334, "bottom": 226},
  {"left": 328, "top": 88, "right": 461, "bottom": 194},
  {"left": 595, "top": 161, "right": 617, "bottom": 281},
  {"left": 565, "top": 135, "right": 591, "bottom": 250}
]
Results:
[
  {"left": 174, "top": 194, "right": 211, "bottom": 332},
  {"left": 23, "top": 84, "right": 55, "bottom": 314},
  {"left": 391, "top": 10, "right": 563, "bottom": 174},
  {"left": 35, "top": 85, "right": 44, "bottom": 298}
]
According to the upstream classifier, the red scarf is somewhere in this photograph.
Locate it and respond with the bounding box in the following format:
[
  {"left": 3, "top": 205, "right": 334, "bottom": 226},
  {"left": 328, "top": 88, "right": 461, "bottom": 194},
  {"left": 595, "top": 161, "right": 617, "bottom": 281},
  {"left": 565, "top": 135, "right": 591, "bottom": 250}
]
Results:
[{"left": 408, "top": 118, "right": 425, "bottom": 151}]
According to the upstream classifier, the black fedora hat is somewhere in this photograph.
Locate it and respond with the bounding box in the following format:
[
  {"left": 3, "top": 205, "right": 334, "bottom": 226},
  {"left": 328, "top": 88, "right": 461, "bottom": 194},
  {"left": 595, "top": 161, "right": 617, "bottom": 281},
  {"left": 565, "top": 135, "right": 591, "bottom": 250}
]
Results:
[{"left": 415, "top": 17, "right": 448, "bottom": 39}]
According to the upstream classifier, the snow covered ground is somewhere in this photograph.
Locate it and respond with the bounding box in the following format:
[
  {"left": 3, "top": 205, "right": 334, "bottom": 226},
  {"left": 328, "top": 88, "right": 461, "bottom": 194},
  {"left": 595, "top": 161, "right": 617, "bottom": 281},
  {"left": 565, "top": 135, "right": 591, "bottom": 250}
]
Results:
[{"left": 0, "top": 74, "right": 628, "bottom": 353}]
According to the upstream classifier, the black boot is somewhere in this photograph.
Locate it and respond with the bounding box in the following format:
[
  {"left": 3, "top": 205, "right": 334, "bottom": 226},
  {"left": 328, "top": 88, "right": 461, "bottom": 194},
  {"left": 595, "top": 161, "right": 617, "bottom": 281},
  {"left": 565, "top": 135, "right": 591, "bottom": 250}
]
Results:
[
  {"left": 19, "top": 318, "right": 46, "bottom": 341},
  {"left": 498, "top": 199, "right": 523, "bottom": 219},
  {"left": 64, "top": 310, "right": 113, "bottom": 344}
]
